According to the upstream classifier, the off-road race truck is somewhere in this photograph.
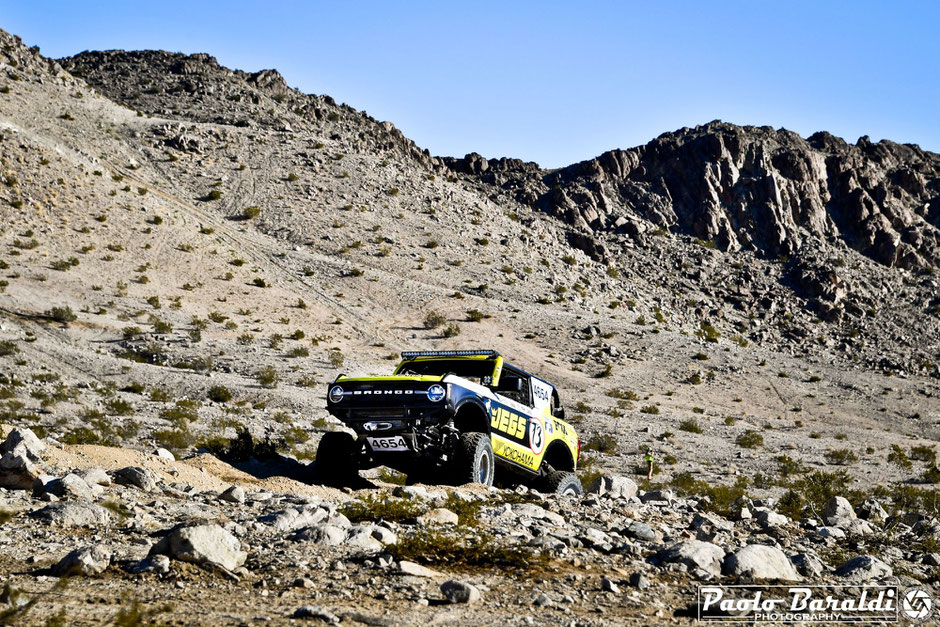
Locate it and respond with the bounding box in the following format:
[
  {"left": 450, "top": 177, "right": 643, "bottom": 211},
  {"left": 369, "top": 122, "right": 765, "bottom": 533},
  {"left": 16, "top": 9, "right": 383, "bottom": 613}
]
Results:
[{"left": 317, "top": 350, "right": 583, "bottom": 494}]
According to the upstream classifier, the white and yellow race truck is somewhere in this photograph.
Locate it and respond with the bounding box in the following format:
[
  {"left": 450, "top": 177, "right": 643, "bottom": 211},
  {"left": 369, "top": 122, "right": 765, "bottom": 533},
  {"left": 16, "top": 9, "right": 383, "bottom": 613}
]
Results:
[{"left": 318, "top": 350, "right": 583, "bottom": 494}]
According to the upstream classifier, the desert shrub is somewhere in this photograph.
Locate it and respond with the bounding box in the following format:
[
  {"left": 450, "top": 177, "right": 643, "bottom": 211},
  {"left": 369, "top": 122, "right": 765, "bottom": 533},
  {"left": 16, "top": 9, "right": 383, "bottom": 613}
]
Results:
[
  {"left": 46, "top": 306, "right": 77, "bottom": 324},
  {"left": 105, "top": 398, "right": 135, "bottom": 416},
  {"left": 825, "top": 448, "right": 859, "bottom": 465},
  {"left": 607, "top": 389, "right": 639, "bottom": 401},
  {"left": 696, "top": 322, "right": 721, "bottom": 343},
  {"left": 328, "top": 349, "right": 344, "bottom": 369},
  {"left": 0, "top": 341, "right": 18, "bottom": 357},
  {"left": 207, "top": 385, "right": 232, "bottom": 403},
  {"left": 889, "top": 444, "right": 914, "bottom": 472},
  {"left": 679, "top": 419, "right": 703, "bottom": 434},
  {"left": 670, "top": 472, "right": 749, "bottom": 518},
  {"left": 466, "top": 309, "right": 486, "bottom": 322},
  {"left": 736, "top": 430, "right": 764, "bottom": 449},
  {"left": 290, "top": 346, "right": 310, "bottom": 358},
  {"left": 640, "top": 404, "right": 659, "bottom": 415},
  {"left": 423, "top": 311, "right": 446, "bottom": 329},
  {"left": 242, "top": 206, "right": 260, "bottom": 220},
  {"left": 776, "top": 454, "right": 806, "bottom": 478},
  {"left": 583, "top": 434, "right": 617, "bottom": 454},
  {"left": 441, "top": 323, "right": 461, "bottom": 338},
  {"left": 923, "top": 466, "right": 940, "bottom": 484},
  {"left": 911, "top": 446, "right": 937, "bottom": 465},
  {"left": 206, "top": 189, "right": 221, "bottom": 201},
  {"left": 257, "top": 366, "right": 279, "bottom": 388}
]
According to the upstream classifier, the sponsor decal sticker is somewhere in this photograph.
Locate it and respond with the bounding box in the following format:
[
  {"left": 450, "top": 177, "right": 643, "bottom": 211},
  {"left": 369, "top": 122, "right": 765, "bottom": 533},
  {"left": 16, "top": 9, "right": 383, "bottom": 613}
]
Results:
[{"left": 528, "top": 419, "right": 545, "bottom": 455}]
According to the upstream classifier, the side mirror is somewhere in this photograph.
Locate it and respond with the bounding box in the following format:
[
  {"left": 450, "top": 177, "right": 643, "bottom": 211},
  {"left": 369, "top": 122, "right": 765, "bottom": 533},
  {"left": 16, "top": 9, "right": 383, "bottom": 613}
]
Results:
[{"left": 552, "top": 407, "right": 566, "bottom": 420}]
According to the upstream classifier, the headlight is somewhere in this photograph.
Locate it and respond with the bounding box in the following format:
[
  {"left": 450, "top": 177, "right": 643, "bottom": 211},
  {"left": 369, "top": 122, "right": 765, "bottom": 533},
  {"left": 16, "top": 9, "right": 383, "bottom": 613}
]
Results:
[
  {"left": 427, "top": 384, "right": 445, "bottom": 402},
  {"left": 328, "top": 386, "right": 344, "bottom": 403}
]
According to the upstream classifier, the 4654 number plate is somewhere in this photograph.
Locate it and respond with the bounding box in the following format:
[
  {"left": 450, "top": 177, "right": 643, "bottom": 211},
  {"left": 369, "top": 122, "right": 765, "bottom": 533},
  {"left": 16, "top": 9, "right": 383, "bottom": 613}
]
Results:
[{"left": 367, "top": 436, "right": 409, "bottom": 452}]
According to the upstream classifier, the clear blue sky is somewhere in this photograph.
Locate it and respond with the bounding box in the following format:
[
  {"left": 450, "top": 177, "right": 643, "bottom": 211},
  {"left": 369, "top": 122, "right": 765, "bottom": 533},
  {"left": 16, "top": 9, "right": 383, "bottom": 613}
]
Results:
[{"left": 3, "top": 1, "right": 938, "bottom": 168}]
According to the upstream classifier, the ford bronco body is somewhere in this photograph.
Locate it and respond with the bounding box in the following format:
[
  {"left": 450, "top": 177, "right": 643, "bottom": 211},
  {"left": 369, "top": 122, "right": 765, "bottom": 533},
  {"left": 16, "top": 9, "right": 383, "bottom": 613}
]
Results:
[{"left": 317, "top": 350, "right": 583, "bottom": 494}]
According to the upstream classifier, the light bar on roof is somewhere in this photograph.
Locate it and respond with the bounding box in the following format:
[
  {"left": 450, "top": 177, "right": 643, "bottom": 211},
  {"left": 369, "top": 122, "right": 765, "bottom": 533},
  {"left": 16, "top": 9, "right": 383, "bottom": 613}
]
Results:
[{"left": 400, "top": 350, "right": 499, "bottom": 359}]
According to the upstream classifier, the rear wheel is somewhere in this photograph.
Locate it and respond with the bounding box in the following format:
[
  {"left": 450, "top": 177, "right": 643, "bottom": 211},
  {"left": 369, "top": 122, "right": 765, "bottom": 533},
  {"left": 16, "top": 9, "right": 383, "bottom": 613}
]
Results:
[
  {"left": 313, "top": 432, "right": 358, "bottom": 487},
  {"left": 542, "top": 471, "right": 583, "bottom": 496},
  {"left": 453, "top": 432, "right": 495, "bottom": 486}
]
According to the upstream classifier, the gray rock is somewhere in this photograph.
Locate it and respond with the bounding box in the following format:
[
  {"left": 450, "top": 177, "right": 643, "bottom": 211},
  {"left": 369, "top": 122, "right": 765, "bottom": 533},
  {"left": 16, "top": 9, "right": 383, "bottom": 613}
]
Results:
[
  {"left": 625, "top": 521, "right": 658, "bottom": 542},
  {"left": 533, "top": 592, "right": 553, "bottom": 606},
  {"left": 220, "top": 485, "right": 246, "bottom": 504},
  {"left": 659, "top": 540, "right": 725, "bottom": 578},
  {"left": 441, "top": 580, "right": 481, "bottom": 604},
  {"left": 398, "top": 560, "right": 442, "bottom": 578},
  {"left": 722, "top": 544, "right": 800, "bottom": 581},
  {"left": 345, "top": 526, "right": 383, "bottom": 552},
  {"left": 641, "top": 489, "right": 675, "bottom": 504},
  {"left": 294, "top": 524, "right": 347, "bottom": 546},
  {"left": 261, "top": 506, "right": 327, "bottom": 532},
  {"left": 512, "top": 503, "right": 565, "bottom": 525},
  {"left": 856, "top": 498, "right": 888, "bottom": 524},
  {"left": 417, "top": 508, "right": 458, "bottom": 526},
  {"left": 835, "top": 555, "right": 892, "bottom": 581},
  {"left": 822, "top": 496, "right": 856, "bottom": 526},
  {"left": 132, "top": 555, "right": 171, "bottom": 575},
  {"left": 150, "top": 524, "right": 247, "bottom": 571},
  {"left": 756, "top": 510, "right": 788, "bottom": 527},
  {"left": 77, "top": 467, "right": 111, "bottom": 486},
  {"left": 370, "top": 526, "right": 398, "bottom": 545},
  {"left": 817, "top": 526, "right": 846, "bottom": 539},
  {"left": 30, "top": 502, "right": 111, "bottom": 527},
  {"left": 790, "top": 553, "right": 825, "bottom": 578},
  {"left": 392, "top": 486, "right": 428, "bottom": 499},
  {"left": 53, "top": 546, "right": 112, "bottom": 576},
  {"left": 292, "top": 606, "right": 340, "bottom": 623},
  {"left": 587, "top": 474, "right": 638, "bottom": 499},
  {"left": 1, "top": 428, "right": 45, "bottom": 461},
  {"left": 601, "top": 577, "right": 620, "bottom": 593},
  {"left": 44, "top": 473, "right": 97, "bottom": 501},
  {"left": 629, "top": 572, "right": 651, "bottom": 589},
  {"left": 154, "top": 448, "right": 175, "bottom": 461},
  {"left": 111, "top": 466, "right": 158, "bottom": 492}
]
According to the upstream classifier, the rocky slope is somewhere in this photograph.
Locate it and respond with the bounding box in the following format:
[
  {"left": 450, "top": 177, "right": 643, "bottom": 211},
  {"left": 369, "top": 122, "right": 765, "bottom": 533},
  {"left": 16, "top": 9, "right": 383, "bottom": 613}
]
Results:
[
  {"left": 0, "top": 25, "right": 939, "bottom": 624},
  {"left": 446, "top": 123, "right": 940, "bottom": 272}
]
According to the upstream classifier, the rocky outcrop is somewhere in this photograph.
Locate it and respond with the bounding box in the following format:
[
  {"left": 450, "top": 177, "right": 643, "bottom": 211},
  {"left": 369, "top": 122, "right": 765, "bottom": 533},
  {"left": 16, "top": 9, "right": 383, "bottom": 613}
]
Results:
[{"left": 448, "top": 122, "right": 940, "bottom": 271}]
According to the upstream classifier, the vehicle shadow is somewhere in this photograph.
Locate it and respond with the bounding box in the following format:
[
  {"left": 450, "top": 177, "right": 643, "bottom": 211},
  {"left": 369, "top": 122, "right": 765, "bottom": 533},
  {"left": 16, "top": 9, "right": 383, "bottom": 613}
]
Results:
[{"left": 225, "top": 454, "right": 377, "bottom": 490}]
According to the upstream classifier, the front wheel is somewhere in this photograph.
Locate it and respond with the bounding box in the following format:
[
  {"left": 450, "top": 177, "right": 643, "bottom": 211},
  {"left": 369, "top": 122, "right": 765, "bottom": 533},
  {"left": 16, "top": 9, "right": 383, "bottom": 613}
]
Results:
[
  {"left": 541, "top": 471, "right": 583, "bottom": 496},
  {"left": 312, "top": 431, "right": 358, "bottom": 487},
  {"left": 453, "top": 432, "right": 495, "bottom": 487}
]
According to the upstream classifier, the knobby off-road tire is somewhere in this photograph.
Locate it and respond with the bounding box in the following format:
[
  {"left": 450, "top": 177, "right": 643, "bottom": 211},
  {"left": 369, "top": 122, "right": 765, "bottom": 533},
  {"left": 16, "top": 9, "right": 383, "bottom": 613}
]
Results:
[
  {"left": 542, "top": 470, "right": 583, "bottom": 495},
  {"left": 313, "top": 431, "right": 358, "bottom": 487},
  {"left": 453, "top": 432, "right": 495, "bottom": 487}
]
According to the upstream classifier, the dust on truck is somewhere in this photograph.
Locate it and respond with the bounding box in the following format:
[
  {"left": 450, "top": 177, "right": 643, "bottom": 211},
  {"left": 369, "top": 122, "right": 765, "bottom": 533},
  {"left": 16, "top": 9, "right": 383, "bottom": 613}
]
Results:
[{"left": 317, "top": 350, "right": 583, "bottom": 494}]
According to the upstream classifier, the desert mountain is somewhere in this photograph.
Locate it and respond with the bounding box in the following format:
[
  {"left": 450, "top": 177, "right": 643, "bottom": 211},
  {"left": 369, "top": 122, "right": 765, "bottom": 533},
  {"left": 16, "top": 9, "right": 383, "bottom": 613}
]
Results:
[{"left": 1, "top": 24, "right": 940, "bottom": 624}]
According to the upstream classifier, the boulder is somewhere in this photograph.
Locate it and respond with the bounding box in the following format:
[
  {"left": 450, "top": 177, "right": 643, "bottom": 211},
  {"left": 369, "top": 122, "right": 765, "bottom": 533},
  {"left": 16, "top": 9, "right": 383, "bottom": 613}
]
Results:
[
  {"left": 53, "top": 546, "right": 112, "bottom": 576},
  {"left": 417, "top": 508, "right": 458, "bottom": 526},
  {"left": 587, "top": 474, "right": 638, "bottom": 499},
  {"left": 441, "top": 580, "right": 481, "bottom": 604},
  {"left": 219, "top": 485, "right": 246, "bottom": 504},
  {"left": 398, "top": 560, "right": 442, "bottom": 578},
  {"left": 856, "top": 498, "right": 888, "bottom": 524},
  {"left": 790, "top": 553, "right": 825, "bottom": 578},
  {"left": 150, "top": 524, "right": 247, "bottom": 571},
  {"left": 625, "top": 521, "right": 658, "bottom": 542},
  {"left": 111, "top": 466, "right": 158, "bottom": 492},
  {"left": 835, "top": 555, "right": 892, "bottom": 581},
  {"left": 722, "top": 544, "right": 800, "bottom": 581},
  {"left": 77, "top": 467, "right": 112, "bottom": 486},
  {"left": 43, "top": 473, "right": 98, "bottom": 501},
  {"left": 756, "top": 510, "right": 788, "bottom": 527},
  {"left": 658, "top": 540, "right": 725, "bottom": 578},
  {"left": 30, "top": 502, "right": 111, "bottom": 527},
  {"left": 822, "top": 496, "right": 856, "bottom": 526},
  {"left": 260, "top": 506, "right": 328, "bottom": 532},
  {"left": 293, "top": 524, "right": 346, "bottom": 546},
  {"left": 1, "top": 428, "right": 45, "bottom": 460}
]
